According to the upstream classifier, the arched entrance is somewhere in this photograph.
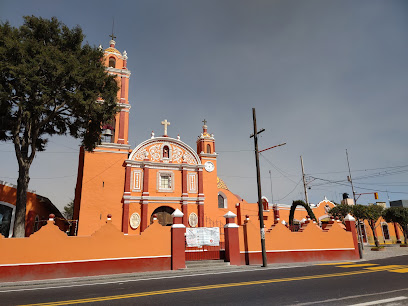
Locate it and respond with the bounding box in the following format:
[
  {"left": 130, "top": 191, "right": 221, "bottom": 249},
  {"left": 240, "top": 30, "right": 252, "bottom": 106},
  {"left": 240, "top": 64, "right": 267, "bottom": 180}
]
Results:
[{"left": 151, "top": 206, "right": 175, "bottom": 226}]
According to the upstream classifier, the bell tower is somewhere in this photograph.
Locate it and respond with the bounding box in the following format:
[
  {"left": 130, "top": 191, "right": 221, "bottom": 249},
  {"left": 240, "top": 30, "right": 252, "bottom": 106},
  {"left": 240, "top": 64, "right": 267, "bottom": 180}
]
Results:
[
  {"left": 100, "top": 38, "right": 131, "bottom": 148},
  {"left": 196, "top": 120, "right": 215, "bottom": 155},
  {"left": 72, "top": 37, "right": 132, "bottom": 236},
  {"left": 196, "top": 120, "right": 218, "bottom": 222}
]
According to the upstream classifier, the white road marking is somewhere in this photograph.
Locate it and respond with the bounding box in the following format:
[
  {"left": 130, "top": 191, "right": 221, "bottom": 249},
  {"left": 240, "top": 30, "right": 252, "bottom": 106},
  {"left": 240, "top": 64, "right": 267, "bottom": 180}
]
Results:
[
  {"left": 296, "top": 289, "right": 408, "bottom": 305},
  {"left": 351, "top": 296, "right": 408, "bottom": 306}
]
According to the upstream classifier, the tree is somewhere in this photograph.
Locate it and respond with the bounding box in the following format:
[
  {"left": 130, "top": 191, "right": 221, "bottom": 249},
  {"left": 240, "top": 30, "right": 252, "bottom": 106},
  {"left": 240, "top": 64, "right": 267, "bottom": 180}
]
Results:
[
  {"left": 63, "top": 199, "right": 74, "bottom": 220},
  {"left": 365, "top": 205, "right": 384, "bottom": 248},
  {"left": 0, "top": 16, "right": 119, "bottom": 237},
  {"left": 328, "top": 204, "right": 351, "bottom": 221},
  {"left": 383, "top": 207, "right": 408, "bottom": 245},
  {"left": 351, "top": 204, "right": 368, "bottom": 247}
]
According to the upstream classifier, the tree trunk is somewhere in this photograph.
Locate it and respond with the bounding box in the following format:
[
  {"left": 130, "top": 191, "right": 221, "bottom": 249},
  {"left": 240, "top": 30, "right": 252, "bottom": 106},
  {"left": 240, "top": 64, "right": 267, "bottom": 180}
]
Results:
[
  {"left": 404, "top": 225, "right": 408, "bottom": 245},
  {"left": 370, "top": 220, "right": 379, "bottom": 247},
  {"left": 13, "top": 163, "right": 30, "bottom": 237}
]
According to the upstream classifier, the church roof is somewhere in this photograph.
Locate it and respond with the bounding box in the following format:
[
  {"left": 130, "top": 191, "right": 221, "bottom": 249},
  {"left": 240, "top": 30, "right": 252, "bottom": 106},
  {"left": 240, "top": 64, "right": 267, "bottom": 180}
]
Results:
[{"left": 217, "top": 177, "right": 229, "bottom": 190}]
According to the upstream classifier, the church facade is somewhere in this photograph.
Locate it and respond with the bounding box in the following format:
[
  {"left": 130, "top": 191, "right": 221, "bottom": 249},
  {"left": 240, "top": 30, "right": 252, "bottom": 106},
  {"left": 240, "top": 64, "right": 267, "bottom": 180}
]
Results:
[{"left": 73, "top": 40, "right": 233, "bottom": 236}]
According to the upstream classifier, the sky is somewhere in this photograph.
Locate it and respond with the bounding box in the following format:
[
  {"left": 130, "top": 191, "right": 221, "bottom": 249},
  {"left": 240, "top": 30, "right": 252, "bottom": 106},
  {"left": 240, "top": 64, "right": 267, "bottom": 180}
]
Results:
[{"left": 1, "top": 0, "right": 408, "bottom": 211}]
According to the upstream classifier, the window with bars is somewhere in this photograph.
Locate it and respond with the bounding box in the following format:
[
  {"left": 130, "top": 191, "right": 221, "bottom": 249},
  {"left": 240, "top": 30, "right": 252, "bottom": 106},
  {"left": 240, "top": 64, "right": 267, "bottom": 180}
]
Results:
[
  {"left": 158, "top": 171, "right": 173, "bottom": 192},
  {"left": 161, "top": 175, "right": 171, "bottom": 189}
]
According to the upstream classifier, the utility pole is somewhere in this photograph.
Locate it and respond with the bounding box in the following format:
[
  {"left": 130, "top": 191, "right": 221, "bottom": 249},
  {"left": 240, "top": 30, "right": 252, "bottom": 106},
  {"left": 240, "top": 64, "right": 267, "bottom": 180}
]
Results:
[
  {"left": 269, "top": 170, "right": 274, "bottom": 204},
  {"left": 346, "top": 149, "right": 363, "bottom": 258},
  {"left": 300, "top": 156, "right": 309, "bottom": 206},
  {"left": 250, "top": 108, "right": 267, "bottom": 267}
]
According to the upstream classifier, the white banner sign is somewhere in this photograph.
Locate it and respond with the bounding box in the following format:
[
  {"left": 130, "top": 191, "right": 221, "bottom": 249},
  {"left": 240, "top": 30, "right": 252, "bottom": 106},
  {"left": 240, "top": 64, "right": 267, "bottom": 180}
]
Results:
[{"left": 186, "top": 227, "right": 220, "bottom": 247}]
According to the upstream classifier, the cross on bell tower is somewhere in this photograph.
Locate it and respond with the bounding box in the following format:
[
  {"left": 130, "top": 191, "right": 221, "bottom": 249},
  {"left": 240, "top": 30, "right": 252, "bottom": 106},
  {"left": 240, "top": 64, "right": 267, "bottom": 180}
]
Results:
[
  {"left": 161, "top": 119, "right": 170, "bottom": 137},
  {"left": 109, "top": 19, "right": 116, "bottom": 47}
]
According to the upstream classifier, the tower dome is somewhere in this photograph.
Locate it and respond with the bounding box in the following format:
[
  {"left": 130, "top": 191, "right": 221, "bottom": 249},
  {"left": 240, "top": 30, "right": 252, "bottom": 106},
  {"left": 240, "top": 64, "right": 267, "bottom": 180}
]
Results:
[{"left": 104, "top": 40, "right": 122, "bottom": 56}]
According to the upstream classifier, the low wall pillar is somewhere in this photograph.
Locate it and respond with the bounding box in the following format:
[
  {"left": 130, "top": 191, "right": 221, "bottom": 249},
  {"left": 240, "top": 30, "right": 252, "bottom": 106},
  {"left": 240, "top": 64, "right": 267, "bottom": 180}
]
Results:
[
  {"left": 344, "top": 214, "right": 361, "bottom": 259},
  {"left": 224, "top": 211, "right": 241, "bottom": 266},
  {"left": 171, "top": 209, "right": 186, "bottom": 270},
  {"left": 273, "top": 204, "right": 280, "bottom": 224}
]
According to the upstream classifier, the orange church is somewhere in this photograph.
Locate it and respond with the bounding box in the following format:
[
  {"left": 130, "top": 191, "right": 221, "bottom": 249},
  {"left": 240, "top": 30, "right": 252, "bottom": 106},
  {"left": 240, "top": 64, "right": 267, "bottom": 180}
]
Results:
[{"left": 73, "top": 39, "right": 234, "bottom": 236}]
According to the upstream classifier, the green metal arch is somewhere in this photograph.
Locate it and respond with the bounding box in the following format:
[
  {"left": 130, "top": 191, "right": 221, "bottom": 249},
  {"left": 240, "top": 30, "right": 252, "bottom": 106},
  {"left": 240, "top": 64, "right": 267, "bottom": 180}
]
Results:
[{"left": 289, "top": 200, "right": 317, "bottom": 226}]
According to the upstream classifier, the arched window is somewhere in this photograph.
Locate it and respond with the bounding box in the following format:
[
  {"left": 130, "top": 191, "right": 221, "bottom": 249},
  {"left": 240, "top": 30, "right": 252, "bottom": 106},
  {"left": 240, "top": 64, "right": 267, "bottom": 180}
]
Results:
[
  {"left": 207, "top": 144, "right": 211, "bottom": 153},
  {"left": 381, "top": 223, "right": 390, "bottom": 240},
  {"left": 218, "top": 192, "right": 228, "bottom": 209},
  {"left": 108, "top": 57, "right": 116, "bottom": 68},
  {"left": 163, "top": 146, "right": 170, "bottom": 158}
]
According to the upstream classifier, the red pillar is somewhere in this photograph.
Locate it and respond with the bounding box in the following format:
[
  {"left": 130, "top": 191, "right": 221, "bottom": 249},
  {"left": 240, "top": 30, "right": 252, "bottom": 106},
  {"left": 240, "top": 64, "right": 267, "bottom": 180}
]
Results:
[
  {"left": 344, "top": 214, "right": 361, "bottom": 259},
  {"left": 171, "top": 209, "right": 186, "bottom": 270},
  {"left": 141, "top": 165, "right": 150, "bottom": 232},
  {"left": 224, "top": 211, "right": 241, "bottom": 266}
]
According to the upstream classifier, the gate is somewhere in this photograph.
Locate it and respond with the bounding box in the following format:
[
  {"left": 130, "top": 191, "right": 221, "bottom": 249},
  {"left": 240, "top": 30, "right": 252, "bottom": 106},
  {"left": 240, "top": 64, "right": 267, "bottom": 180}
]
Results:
[{"left": 185, "top": 217, "right": 225, "bottom": 261}]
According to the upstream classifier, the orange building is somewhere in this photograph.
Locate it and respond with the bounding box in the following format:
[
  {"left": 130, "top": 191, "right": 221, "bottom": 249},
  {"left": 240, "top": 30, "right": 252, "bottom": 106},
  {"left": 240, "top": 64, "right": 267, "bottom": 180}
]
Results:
[
  {"left": 73, "top": 40, "right": 231, "bottom": 236},
  {"left": 0, "top": 181, "right": 68, "bottom": 237}
]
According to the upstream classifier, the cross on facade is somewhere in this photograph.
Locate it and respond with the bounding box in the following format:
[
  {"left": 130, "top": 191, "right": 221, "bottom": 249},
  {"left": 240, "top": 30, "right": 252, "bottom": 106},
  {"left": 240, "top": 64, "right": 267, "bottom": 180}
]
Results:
[
  {"left": 161, "top": 119, "right": 170, "bottom": 136},
  {"left": 202, "top": 119, "right": 207, "bottom": 126}
]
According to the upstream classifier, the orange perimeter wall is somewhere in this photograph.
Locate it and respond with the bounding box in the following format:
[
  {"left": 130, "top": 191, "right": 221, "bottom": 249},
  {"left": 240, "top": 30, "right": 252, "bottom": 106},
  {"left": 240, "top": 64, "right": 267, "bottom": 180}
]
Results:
[
  {"left": 239, "top": 218, "right": 359, "bottom": 265},
  {"left": 0, "top": 217, "right": 171, "bottom": 282}
]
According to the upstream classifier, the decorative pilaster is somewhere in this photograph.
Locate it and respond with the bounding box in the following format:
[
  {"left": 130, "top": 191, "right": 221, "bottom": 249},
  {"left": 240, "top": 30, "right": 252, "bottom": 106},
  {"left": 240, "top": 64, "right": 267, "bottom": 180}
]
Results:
[
  {"left": 181, "top": 165, "right": 188, "bottom": 226},
  {"left": 197, "top": 168, "right": 204, "bottom": 227},
  {"left": 122, "top": 165, "right": 131, "bottom": 234},
  {"left": 141, "top": 165, "right": 150, "bottom": 232}
]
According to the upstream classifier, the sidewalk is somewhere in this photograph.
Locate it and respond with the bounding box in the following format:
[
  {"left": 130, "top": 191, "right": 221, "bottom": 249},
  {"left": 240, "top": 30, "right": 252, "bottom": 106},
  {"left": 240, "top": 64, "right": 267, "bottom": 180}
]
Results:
[
  {"left": 360, "top": 243, "right": 408, "bottom": 261},
  {"left": 0, "top": 244, "right": 406, "bottom": 290}
]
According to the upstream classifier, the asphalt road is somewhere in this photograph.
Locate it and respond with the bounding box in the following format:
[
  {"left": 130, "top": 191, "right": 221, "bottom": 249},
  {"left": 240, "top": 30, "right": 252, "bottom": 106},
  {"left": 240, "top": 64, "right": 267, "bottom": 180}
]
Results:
[{"left": 1, "top": 255, "right": 408, "bottom": 306}]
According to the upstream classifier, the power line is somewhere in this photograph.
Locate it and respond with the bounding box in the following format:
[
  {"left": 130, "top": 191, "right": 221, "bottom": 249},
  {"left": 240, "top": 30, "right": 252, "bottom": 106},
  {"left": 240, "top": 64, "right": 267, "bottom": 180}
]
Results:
[
  {"left": 308, "top": 164, "right": 408, "bottom": 175},
  {"left": 260, "top": 153, "right": 299, "bottom": 184},
  {"left": 276, "top": 179, "right": 302, "bottom": 201}
]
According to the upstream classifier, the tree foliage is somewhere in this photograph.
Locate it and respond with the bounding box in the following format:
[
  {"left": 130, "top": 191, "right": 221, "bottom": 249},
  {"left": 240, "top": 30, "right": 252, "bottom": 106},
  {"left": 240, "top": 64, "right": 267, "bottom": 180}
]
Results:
[
  {"left": 383, "top": 207, "right": 408, "bottom": 244},
  {"left": 328, "top": 204, "right": 351, "bottom": 220},
  {"left": 0, "top": 16, "right": 119, "bottom": 237},
  {"left": 350, "top": 204, "right": 367, "bottom": 221},
  {"left": 63, "top": 199, "right": 74, "bottom": 220}
]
